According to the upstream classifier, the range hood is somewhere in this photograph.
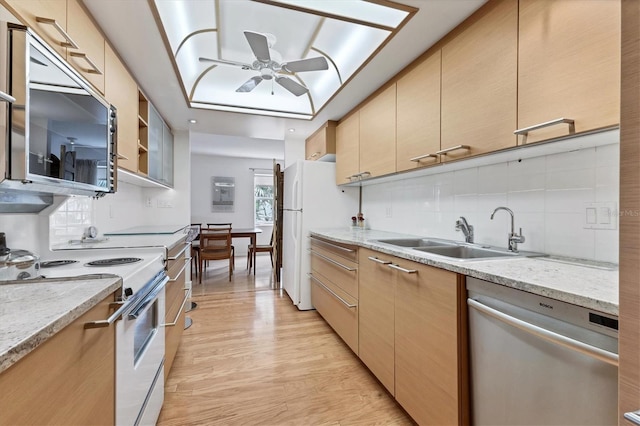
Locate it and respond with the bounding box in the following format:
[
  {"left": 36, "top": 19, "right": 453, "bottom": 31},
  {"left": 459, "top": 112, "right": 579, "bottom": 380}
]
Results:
[{"left": 0, "top": 188, "right": 53, "bottom": 213}]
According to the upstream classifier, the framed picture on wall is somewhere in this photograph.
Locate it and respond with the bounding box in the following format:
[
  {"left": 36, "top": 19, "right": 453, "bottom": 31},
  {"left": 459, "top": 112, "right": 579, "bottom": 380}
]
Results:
[{"left": 212, "top": 176, "right": 235, "bottom": 212}]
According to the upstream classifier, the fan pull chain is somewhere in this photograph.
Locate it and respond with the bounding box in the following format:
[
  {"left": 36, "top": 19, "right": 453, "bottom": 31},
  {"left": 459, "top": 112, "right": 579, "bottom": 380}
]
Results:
[{"left": 271, "top": 79, "right": 274, "bottom": 95}]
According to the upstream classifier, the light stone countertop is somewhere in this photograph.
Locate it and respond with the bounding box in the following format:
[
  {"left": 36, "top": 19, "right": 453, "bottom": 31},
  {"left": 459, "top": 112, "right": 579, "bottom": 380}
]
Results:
[
  {"left": 309, "top": 228, "right": 618, "bottom": 316},
  {"left": 0, "top": 275, "right": 122, "bottom": 374},
  {"left": 50, "top": 226, "right": 190, "bottom": 252}
]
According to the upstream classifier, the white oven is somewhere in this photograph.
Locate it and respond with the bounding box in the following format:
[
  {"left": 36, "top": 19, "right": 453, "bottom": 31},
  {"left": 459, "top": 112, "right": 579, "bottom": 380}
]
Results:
[
  {"left": 116, "top": 269, "right": 167, "bottom": 426},
  {"left": 38, "top": 250, "right": 167, "bottom": 425}
]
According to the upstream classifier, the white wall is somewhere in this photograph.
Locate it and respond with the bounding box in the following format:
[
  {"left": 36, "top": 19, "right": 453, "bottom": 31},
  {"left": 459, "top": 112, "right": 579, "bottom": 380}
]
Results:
[
  {"left": 190, "top": 154, "right": 281, "bottom": 254},
  {"left": 362, "top": 142, "right": 619, "bottom": 263},
  {"left": 284, "top": 134, "right": 305, "bottom": 167}
]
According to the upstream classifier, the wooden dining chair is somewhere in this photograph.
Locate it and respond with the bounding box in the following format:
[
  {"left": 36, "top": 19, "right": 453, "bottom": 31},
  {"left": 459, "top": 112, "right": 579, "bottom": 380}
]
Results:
[
  {"left": 199, "top": 228, "right": 235, "bottom": 282},
  {"left": 205, "top": 223, "right": 233, "bottom": 267},
  {"left": 190, "top": 224, "right": 202, "bottom": 278},
  {"left": 247, "top": 227, "right": 274, "bottom": 270}
]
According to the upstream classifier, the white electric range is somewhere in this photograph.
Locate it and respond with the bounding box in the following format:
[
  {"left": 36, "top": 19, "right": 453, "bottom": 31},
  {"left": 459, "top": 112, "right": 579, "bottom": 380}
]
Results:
[{"left": 38, "top": 247, "right": 168, "bottom": 425}]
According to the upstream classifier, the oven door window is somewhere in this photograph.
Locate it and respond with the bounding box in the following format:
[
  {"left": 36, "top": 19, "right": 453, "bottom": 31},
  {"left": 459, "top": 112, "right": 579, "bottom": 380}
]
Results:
[
  {"left": 28, "top": 43, "right": 109, "bottom": 187},
  {"left": 132, "top": 299, "right": 158, "bottom": 365}
]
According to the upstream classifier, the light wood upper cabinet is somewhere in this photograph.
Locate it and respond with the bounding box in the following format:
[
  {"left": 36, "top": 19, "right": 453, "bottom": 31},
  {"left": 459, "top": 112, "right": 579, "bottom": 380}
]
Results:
[
  {"left": 2, "top": 0, "right": 105, "bottom": 94},
  {"left": 394, "top": 258, "right": 467, "bottom": 426},
  {"left": 359, "top": 83, "right": 397, "bottom": 177},
  {"left": 358, "top": 248, "right": 395, "bottom": 395},
  {"left": 396, "top": 50, "right": 441, "bottom": 172},
  {"left": 517, "top": 0, "right": 620, "bottom": 144},
  {"left": 441, "top": 0, "right": 518, "bottom": 161},
  {"left": 335, "top": 111, "right": 360, "bottom": 185},
  {"left": 2, "top": 0, "right": 67, "bottom": 57},
  {"left": 66, "top": 0, "right": 105, "bottom": 94},
  {"left": 305, "top": 121, "right": 337, "bottom": 161},
  {"left": 105, "top": 43, "right": 138, "bottom": 173}
]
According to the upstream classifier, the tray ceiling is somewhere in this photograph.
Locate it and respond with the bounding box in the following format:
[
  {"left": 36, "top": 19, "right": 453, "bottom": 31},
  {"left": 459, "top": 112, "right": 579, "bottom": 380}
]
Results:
[{"left": 152, "top": 0, "right": 416, "bottom": 120}]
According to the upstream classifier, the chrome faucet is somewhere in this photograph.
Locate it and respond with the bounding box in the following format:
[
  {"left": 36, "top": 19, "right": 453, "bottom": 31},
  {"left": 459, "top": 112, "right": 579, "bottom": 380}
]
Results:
[
  {"left": 455, "top": 216, "right": 474, "bottom": 243},
  {"left": 490, "top": 207, "right": 525, "bottom": 252}
]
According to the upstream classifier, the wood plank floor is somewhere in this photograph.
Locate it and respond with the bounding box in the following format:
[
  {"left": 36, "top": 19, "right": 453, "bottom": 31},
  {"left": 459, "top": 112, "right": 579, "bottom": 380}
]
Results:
[{"left": 159, "top": 254, "right": 413, "bottom": 425}]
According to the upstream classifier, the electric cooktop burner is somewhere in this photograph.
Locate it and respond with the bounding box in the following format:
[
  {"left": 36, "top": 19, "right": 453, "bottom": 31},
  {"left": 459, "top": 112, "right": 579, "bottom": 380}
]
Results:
[
  {"left": 85, "top": 257, "right": 142, "bottom": 267},
  {"left": 40, "top": 260, "right": 78, "bottom": 268}
]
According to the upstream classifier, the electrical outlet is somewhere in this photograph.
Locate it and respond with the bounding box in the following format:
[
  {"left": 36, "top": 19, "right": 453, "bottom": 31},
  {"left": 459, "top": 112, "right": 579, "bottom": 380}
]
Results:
[{"left": 145, "top": 197, "right": 153, "bottom": 207}]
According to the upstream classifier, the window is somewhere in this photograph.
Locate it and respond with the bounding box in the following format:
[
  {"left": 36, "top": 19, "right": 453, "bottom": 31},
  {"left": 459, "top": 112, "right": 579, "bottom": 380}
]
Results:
[{"left": 254, "top": 174, "right": 274, "bottom": 225}]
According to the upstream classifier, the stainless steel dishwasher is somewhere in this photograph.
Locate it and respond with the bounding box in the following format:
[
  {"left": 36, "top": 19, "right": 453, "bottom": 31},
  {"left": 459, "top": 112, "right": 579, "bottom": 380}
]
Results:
[{"left": 466, "top": 277, "right": 618, "bottom": 426}]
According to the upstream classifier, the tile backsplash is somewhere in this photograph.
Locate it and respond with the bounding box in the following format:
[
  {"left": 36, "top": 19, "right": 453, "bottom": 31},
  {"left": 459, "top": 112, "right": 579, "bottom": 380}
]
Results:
[{"left": 362, "top": 143, "right": 619, "bottom": 263}]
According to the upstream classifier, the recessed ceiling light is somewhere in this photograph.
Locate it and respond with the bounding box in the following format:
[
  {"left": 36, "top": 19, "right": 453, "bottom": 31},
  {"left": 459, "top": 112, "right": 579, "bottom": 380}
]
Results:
[
  {"left": 188, "top": 119, "right": 197, "bottom": 124},
  {"left": 288, "top": 128, "right": 295, "bottom": 133}
]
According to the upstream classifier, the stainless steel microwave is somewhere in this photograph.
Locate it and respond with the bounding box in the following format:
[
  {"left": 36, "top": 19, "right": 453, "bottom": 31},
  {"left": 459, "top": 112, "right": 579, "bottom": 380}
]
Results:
[{"left": 0, "top": 22, "right": 116, "bottom": 198}]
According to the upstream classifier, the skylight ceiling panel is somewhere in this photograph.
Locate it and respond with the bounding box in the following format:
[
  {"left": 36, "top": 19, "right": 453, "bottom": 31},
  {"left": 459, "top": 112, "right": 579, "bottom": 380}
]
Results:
[
  {"left": 154, "top": 0, "right": 217, "bottom": 55},
  {"left": 176, "top": 31, "right": 219, "bottom": 96},
  {"left": 314, "top": 19, "right": 389, "bottom": 81},
  {"left": 267, "top": 0, "right": 410, "bottom": 28},
  {"left": 218, "top": 0, "right": 320, "bottom": 62},
  {"left": 302, "top": 64, "right": 341, "bottom": 109}
]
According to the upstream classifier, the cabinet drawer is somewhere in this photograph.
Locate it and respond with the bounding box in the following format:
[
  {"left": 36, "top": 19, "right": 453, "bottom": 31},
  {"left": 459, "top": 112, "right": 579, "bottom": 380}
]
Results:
[
  {"left": 166, "top": 259, "right": 187, "bottom": 316},
  {"left": 310, "top": 273, "right": 358, "bottom": 355},
  {"left": 310, "top": 236, "right": 358, "bottom": 263},
  {"left": 310, "top": 249, "right": 358, "bottom": 298}
]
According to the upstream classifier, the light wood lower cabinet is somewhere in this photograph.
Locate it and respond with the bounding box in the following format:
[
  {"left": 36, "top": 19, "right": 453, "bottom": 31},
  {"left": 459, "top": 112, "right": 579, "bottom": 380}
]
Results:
[
  {"left": 359, "top": 248, "right": 468, "bottom": 425},
  {"left": 394, "top": 256, "right": 468, "bottom": 426},
  {"left": 0, "top": 291, "right": 116, "bottom": 425},
  {"left": 164, "top": 237, "right": 189, "bottom": 380},
  {"left": 309, "top": 236, "right": 359, "bottom": 354},
  {"left": 358, "top": 248, "right": 395, "bottom": 395}
]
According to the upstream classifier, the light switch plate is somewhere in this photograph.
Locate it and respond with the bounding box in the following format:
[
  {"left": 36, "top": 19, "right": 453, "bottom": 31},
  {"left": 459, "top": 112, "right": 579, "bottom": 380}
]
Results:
[{"left": 584, "top": 202, "right": 617, "bottom": 230}]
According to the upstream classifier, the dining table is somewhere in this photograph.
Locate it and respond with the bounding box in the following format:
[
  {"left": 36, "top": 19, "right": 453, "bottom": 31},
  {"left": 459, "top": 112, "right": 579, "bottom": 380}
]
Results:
[{"left": 230, "top": 228, "right": 263, "bottom": 275}]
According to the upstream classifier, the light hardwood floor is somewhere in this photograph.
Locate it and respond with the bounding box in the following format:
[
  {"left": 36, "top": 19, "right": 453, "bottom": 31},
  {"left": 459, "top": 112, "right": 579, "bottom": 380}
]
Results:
[{"left": 159, "top": 254, "right": 413, "bottom": 425}]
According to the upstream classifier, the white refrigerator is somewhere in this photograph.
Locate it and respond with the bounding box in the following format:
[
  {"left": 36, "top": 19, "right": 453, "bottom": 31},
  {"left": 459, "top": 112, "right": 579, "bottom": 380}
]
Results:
[{"left": 282, "top": 160, "right": 358, "bottom": 310}]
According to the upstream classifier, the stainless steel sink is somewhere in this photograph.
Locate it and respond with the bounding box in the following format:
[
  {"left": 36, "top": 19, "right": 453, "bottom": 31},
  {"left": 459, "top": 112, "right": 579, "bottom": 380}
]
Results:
[
  {"left": 375, "top": 238, "right": 457, "bottom": 248},
  {"left": 413, "top": 245, "right": 520, "bottom": 260},
  {"left": 374, "top": 237, "right": 546, "bottom": 261}
]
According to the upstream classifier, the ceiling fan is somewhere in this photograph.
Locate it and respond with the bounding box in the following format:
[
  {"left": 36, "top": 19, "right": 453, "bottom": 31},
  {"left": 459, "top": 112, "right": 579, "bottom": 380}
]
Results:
[{"left": 199, "top": 31, "right": 329, "bottom": 97}]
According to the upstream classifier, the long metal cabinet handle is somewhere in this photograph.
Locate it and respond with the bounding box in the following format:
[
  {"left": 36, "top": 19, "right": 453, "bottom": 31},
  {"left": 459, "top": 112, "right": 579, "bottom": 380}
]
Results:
[
  {"left": 168, "top": 242, "right": 190, "bottom": 260},
  {"left": 388, "top": 263, "right": 417, "bottom": 274},
  {"left": 168, "top": 261, "right": 188, "bottom": 282},
  {"left": 367, "top": 256, "right": 391, "bottom": 265},
  {"left": 310, "top": 236, "right": 356, "bottom": 253},
  {"left": 514, "top": 118, "right": 575, "bottom": 144},
  {"left": 35, "top": 16, "right": 79, "bottom": 48},
  {"left": 436, "top": 145, "right": 470, "bottom": 155},
  {"left": 308, "top": 274, "right": 356, "bottom": 309},
  {"left": 84, "top": 300, "right": 131, "bottom": 329},
  {"left": 161, "top": 291, "right": 189, "bottom": 327},
  {"left": 467, "top": 298, "right": 619, "bottom": 366},
  {"left": 0, "top": 91, "right": 15, "bottom": 104},
  {"left": 625, "top": 411, "right": 640, "bottom": 425},
  {"left": 310, "top": 250, "right": 356, "bottom": 271},
  {"left": 409, "top": 153, "right": 438, "bottom": 162},
  {"left": 68, "top": 51, "right": 104, "bottom": 75}
]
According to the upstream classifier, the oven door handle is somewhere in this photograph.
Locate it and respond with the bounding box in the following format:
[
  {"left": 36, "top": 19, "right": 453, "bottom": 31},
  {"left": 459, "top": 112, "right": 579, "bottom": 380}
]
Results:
[{"left": 128, "top": 276, "right": 168, "bottom": 320}]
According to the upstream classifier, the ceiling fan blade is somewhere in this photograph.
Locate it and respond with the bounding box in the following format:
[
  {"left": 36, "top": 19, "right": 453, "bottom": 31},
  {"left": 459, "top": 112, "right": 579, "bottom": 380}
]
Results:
[
  {"left": 199, "top": 57, "right": 251, "bottom": 69},
  {"left": 275, "top": 76, "right": 308, "bottom": 97},
  {"left": 236, "top": 76, "right": 263, "bottom": 93},
  {"left": 282, "top": 57, "right": 328, "bottom": 73},
  {"left": 244, "top": 31, "right": 271, "bottom": 63}
]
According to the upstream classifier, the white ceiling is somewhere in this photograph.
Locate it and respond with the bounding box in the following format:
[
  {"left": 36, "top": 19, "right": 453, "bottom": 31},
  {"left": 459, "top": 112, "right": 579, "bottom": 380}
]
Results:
[{"left": 82, "top": 0, "right": 487, "bottom": 158}]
